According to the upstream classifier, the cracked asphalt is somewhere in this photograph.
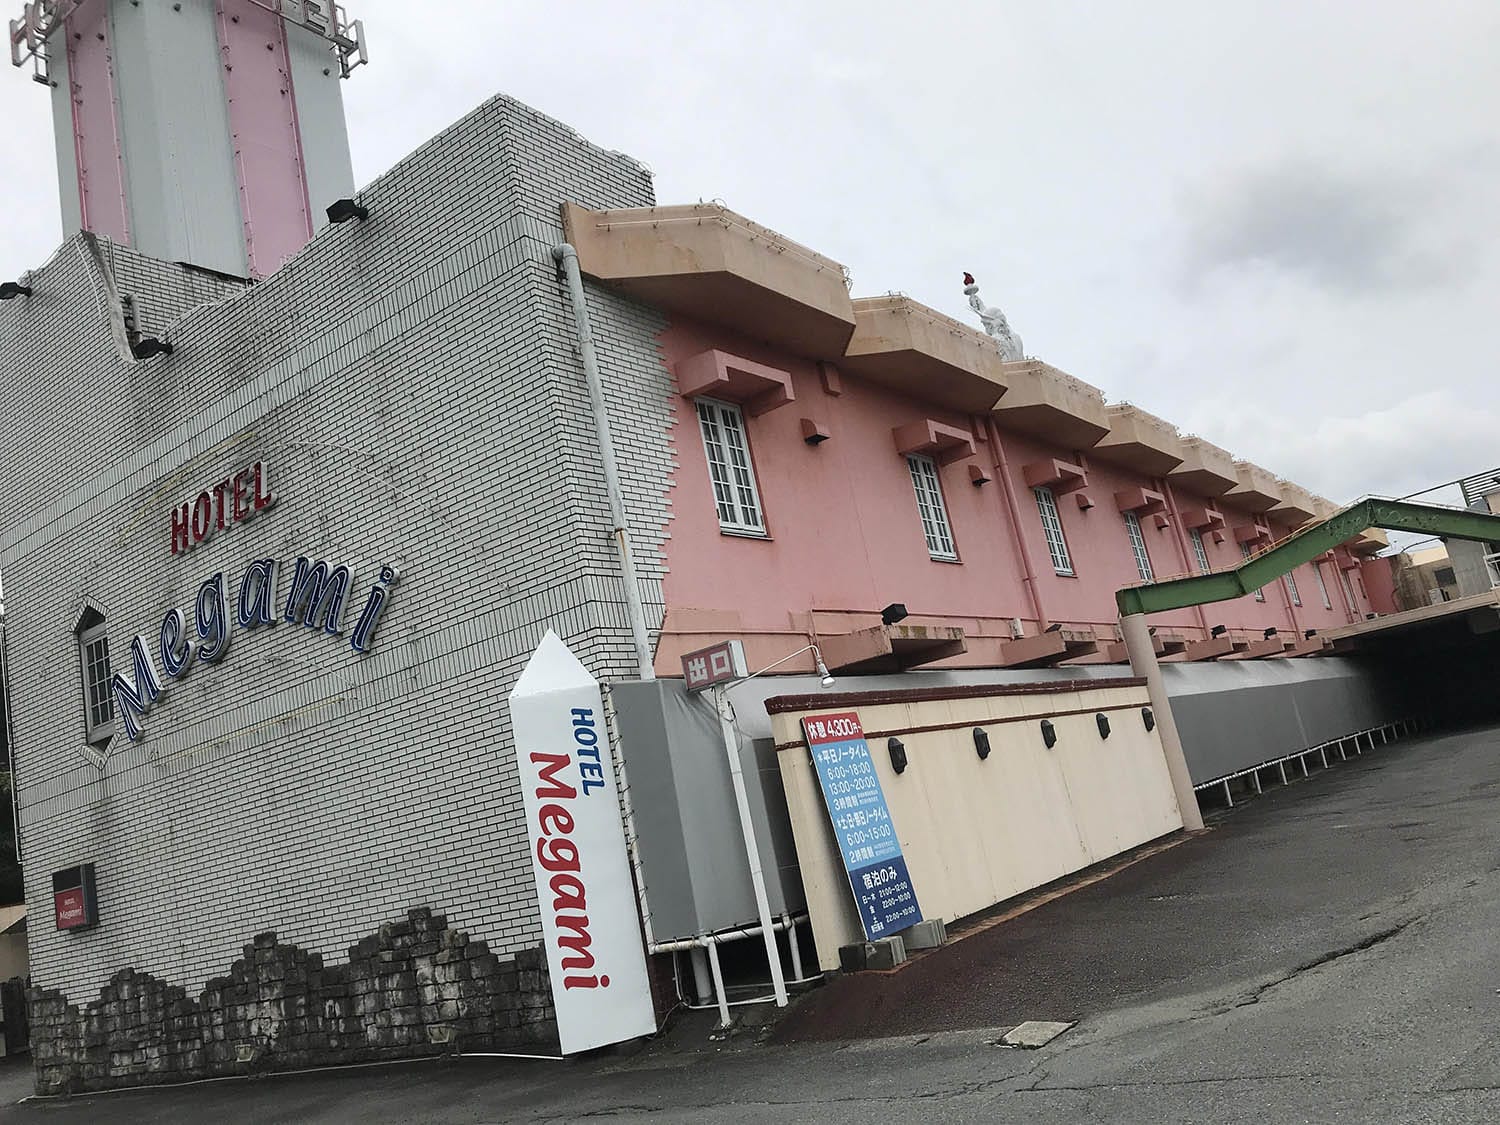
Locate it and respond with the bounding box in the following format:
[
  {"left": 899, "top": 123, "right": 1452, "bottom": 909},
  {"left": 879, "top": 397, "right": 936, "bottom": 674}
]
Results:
[{"left": 9, "top": 723, "right": 1500, "bottom": 1123}]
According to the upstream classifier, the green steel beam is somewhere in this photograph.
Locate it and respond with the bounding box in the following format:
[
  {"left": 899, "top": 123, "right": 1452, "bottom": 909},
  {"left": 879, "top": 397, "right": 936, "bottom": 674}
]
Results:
[{"left": 1115, "top": 498, "right": 1500, "bottom": 617}]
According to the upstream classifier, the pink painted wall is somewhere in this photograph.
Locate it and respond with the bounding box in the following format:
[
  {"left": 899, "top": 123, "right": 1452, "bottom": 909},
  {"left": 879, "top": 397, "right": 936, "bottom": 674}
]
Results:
[
  {"left": 215, "top": 0, "right": 312, "bottom": 278},
  {"left": 66, "top": 0, "right": 131, "bottom": 245},
  {"left": 660, "top": 321, "right": 1033, "bottom": 638},
  {"left": 656, "top": 313, "right": 1367, "bottom": 666}
]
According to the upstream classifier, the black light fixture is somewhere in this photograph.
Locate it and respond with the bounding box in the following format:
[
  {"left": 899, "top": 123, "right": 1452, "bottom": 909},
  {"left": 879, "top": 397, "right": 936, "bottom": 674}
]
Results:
[
  {"left": 130, "top": 336, "right": 173, "bottom": 360},
  {"left": 1147, "top": 626, "right": 1157, "bottom": 636},
  {"left": 1141, "top": 706, "right": 1155, "bottom": 732},
  {"left": 1045, "top": 622, "right": 1063, "bottom": 633},
  {"left": 880, "top": 603, "right": 908, "bottom": 626},
  {"left": 973, "top": 727, "right": 991, "bottom": 761},
  {"left": 1040, "top": 718, "right": 1057, "bottom": 749},
  {"left": 887, "top": 737, "right": 908, "bottom": 775},
  {"left": 1263, "top": 627, "right": 1278, "bottom": 639},
  {"left": 0, "top": 281, "right": 32, "bottom": 300},
  {"left": 1096, "top": 713, "right": 1111, "bottom": 739},
  {"left": 1210, "top": 624, "right": 1227, "bottom": 638},
  {"left": 1304, "top": 628, "right": 1317, "bottom": 639},
  {"left": 326, "top": 197, "right": 369, "bottom": 224}
]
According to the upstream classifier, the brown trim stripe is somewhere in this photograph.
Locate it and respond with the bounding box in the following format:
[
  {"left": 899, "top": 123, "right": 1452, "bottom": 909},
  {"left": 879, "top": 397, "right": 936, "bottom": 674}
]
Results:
[
  {"left": 772, "top": 698, "right": 1153, "bottom": 752},
  {"left": 762, "top": 677, "right": 1146, "bottom": 716}
]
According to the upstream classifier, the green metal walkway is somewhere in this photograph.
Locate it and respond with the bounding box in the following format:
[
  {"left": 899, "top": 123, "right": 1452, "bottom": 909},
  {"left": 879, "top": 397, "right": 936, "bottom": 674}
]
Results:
[{"left": 1116, "top": 498, "right": 1500, "bottom": 617}]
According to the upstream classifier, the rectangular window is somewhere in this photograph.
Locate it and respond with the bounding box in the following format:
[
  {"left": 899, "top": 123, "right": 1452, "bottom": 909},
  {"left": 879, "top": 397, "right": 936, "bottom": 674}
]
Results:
[
  {"left": 1189, "top": 528, "right": 1211, "bottom": 573},
  {"left": 1123, "top": 511, "right": 1154, "bottom": 581},
  {"left": 1241, "top": 542, "right": 1266, "bottom": 602},
  {"left": 695, "top": 398, "right": 765, "bottom": 535},
  {"left": 1033, "top": 486, "right": 1074, "bottom": 576},
  {"left": 1341, "top": 567, "right": 1359, "bottom": 611},
  {"left": 907, "top": 455, "right": 958, "bottom": 561},
  {"left": 78, "top": 622, "right": 114, "bottom": 744},
  {"left": 1286, "top": 569, "right": 1302, "bottom": 606},
  {"left": 1314, "top": 562, "right": 1332, "bottom": 609}
]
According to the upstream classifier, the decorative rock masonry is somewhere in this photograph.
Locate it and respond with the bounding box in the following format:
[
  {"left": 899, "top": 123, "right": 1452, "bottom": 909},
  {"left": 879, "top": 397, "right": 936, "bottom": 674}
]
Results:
[{"left": 27, "top": 907, "right": 556, "bottom": 1094}]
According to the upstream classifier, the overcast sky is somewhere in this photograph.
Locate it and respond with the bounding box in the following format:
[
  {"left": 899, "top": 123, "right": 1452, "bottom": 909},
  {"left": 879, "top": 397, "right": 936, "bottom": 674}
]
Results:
[{"left": 3, "top": 1, "right": 1497, "bottom": 517}]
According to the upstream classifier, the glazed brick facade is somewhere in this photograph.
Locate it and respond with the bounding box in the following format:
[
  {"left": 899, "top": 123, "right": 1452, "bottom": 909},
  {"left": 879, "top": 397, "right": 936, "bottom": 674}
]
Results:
[{"left": 0, "top": 95, "right": 675, "bottom": 1089}]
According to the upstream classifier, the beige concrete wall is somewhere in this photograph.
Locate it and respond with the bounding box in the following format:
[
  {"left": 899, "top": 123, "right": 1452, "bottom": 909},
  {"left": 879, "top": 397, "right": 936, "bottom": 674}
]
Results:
[{"left": 770, "top": 682, "right": 1182, "bottom": 970}]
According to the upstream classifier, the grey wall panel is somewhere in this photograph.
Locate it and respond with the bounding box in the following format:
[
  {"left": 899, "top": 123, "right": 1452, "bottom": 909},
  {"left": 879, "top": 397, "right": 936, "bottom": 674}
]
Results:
[
  {"left": 109, "top": 0, "right": 245, "bottom": 276},
  {"left": 285, "top": 24, "right": 355, "bottom": 229},
  {"left": 612, "top": 680, "right": 803, "bottom": 942}
]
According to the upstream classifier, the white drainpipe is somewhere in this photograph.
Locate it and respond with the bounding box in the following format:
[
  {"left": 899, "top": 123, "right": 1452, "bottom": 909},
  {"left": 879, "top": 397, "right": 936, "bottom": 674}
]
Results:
[{"left": 552, "top": 243, "right": 659, "bottom": 949}]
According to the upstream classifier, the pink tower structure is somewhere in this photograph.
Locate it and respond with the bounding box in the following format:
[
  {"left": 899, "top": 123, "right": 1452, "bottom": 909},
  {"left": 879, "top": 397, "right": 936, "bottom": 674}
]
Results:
[{"left": 9, "top": 0, "right": 366, "bottom": 278}]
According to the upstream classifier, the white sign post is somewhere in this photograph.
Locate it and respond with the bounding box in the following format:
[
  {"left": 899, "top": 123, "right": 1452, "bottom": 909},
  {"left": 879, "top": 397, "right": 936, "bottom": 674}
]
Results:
[{"left": 508, "top": 631, "right": 656, "bottom": 1053}]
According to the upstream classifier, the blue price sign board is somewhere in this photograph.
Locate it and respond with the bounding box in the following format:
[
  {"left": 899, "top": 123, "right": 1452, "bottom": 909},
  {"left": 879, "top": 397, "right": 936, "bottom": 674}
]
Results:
[{"left": 802, "top": 711, "right": 922, "bottom": 941}]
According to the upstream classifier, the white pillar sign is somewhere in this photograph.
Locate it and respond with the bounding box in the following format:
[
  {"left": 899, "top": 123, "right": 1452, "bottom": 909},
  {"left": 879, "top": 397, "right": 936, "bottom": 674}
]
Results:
[{"left": 508, "top": 631, "right": 656, "bottom": 1053}]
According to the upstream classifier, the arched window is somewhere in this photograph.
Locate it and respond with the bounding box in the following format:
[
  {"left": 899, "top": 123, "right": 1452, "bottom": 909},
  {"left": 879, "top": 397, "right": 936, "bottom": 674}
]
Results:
[{"left": 76, "top": 609, "right": 114, "bottom": 745}]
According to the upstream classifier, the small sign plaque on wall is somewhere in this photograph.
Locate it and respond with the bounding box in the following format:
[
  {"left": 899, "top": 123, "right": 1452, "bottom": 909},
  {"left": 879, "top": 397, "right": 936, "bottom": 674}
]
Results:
[{"left": 53, "top": 864, "right": 98, "bottom": 931}]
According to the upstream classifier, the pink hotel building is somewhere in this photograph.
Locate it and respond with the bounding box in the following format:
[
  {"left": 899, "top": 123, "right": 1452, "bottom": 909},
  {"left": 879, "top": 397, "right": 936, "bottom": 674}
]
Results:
[{"left": 559, "top": 204, "right": 1391, "bottom": 679}]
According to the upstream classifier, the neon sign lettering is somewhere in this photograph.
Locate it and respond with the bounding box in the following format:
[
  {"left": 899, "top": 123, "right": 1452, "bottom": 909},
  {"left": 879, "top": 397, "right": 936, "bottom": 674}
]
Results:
[
  {"left": 109, "top": 558, "right": 402, "bottom": 741},
  {"left": 169, "top": 461, "right": 276, "bottom": 555}
]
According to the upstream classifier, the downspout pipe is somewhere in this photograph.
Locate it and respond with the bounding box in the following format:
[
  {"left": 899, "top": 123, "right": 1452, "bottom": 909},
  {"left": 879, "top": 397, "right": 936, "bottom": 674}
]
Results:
[
  {"left": 553, "top": 243, "right": 656, "bottom": 681},
  {"left": 0, "top": 575, "right": 19, "bottom": 869},
  {"left": 553, "top": 243, "right": 658, "bottom": 951},
  {"left": 1160, "top": 480, "right": 1211, "bottom": 637},
  {"left": 986, "top": 416, "right": 1048, "bottom": 630}
]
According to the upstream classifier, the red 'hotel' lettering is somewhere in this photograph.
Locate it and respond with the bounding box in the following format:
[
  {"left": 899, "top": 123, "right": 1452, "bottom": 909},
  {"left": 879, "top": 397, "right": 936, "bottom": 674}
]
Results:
[{"left": 170, "top": 459, "right": 276, "bottom": 555}]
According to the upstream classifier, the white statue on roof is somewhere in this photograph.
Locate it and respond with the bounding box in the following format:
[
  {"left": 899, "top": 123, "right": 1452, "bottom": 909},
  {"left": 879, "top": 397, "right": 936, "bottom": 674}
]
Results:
[{"left": 963, "top": 272, "right": 1024, "bottom": 362}]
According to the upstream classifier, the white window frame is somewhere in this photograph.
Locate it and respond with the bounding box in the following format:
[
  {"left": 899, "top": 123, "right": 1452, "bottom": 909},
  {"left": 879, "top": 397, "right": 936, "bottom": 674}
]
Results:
[
  {"left": 907, "top": 455, "right": 958, "bottom": 561},
  {"left": 1241, "top": 542, "right": 1266, "bottom": 602},
  {"left": 1285, "top": 569, "right": 1302, "bottom": 607},
  {"left": 1341, "top": 567, "right": 1359, "bottom": 612},
  {"left": 78, "top": 618, "right": 114, "bottom": 745},
  {"left": 1189, "top": 528, "right": 1211, "bottom": 574},
  {"left": 1123, "top": 511, "right": 1154, "bottom": 582},
  {"left": 694, "top": 398, "right": 766, "bottom": 536},
  {"left": 1033, "top": 486, "right": 1074, "bottom": 576},
  {"left": 1314, "top": 562, "right": 1332, "bottom": 609}
]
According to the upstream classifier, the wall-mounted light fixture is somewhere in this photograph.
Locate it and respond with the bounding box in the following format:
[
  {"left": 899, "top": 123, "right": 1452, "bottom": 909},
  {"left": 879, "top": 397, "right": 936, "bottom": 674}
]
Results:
[
  {"left": 1210, "top": 624, "right": 1227, "bottom": 638},
  {"left": 1263, "top": 627, "right": 1278, "bottom": 639},
  {"left": 1040, "top": 718, "right": 1057, "bottom": 749},
  {"left": 1096, "top": 713, "right": 1111, "bottom": 739},
  {"left": 881, "top": 603, "right": 908, "bottom": 626},
  {"left": 130, "top": 337, "right": 173, "bottom": 360},
  {"left": 326, "top": 198, "right": 369, "bottom": 224},
  {"left": 1304, "top": 629, "right": 1317, "bottom": 639},
  {"left": 973, "top": 727, "right": 991, "bottom": 760},
  {"left": 1141, "top": 706, "right": 1155, "bottom": 732},
  {"left": 968, "top": 464, "right": 991, "bottom": 487},
  {"left": 887, "top": 737, "right": 908, "bottom": 774},
  {"left": 0, "top": 281, "right": 33, "bottom": 300}
]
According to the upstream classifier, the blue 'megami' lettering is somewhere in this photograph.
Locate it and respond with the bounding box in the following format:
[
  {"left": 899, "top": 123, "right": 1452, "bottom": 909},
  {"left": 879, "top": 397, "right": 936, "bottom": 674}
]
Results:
[
  {"left": 111, "top": 635, "right": 164, "bottom": 742},
  {"left": 196, "top": 573, "right": 233, "bottom": 664},
  {"left": 157, "top": 608, "right": 195, "bottom": 679},
  {"left": 284, "top": 557, "right": 355, "bottom": 635}
]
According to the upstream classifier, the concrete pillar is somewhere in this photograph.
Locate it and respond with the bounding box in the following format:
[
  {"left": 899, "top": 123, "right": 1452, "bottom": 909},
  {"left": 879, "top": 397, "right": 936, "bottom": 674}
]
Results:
[{"left": 1121, "top": 612, "right": 1204, "bottom": 832}]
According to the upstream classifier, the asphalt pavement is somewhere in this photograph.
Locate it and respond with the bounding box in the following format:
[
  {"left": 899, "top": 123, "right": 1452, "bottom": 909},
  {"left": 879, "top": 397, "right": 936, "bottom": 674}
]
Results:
[{"left": 9, "top": 723, "right": 1500, "bottom": 1123}]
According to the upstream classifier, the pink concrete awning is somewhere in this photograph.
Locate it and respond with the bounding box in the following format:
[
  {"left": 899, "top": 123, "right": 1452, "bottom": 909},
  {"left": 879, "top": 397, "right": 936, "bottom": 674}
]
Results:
[
  {"left": 1181, "top": 506, "right": 1225, "bottom": 531},
  {"left": 892, "top": 419, "right": 976, "bottom": 466},
  {"left": 676, "top": 348, "right": 795, "bottom": 416},
  {"left": 1022, "top": 457, "right": 1088, "bottom": 494},
  {"left": 1115, "top": 486, "right": 1167, "bottom": 515}
]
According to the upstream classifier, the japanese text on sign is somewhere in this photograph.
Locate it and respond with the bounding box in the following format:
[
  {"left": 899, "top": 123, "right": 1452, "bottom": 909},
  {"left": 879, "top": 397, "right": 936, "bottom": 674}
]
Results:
[{"left": 802, "top": 711, "right": 922, "bottom": 940}]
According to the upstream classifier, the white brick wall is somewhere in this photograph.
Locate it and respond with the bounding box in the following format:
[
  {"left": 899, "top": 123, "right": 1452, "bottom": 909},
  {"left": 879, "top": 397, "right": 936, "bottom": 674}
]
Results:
[{"left": 0, "top": 95, "right": 674, "bottom": 1005}]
